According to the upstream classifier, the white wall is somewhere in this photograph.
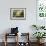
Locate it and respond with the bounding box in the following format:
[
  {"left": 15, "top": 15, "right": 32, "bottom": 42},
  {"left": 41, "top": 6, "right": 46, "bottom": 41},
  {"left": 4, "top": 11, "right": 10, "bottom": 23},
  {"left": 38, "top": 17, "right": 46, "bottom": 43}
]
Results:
[{"left": 0, "top": 0, "right": 36, "bottom": 42}]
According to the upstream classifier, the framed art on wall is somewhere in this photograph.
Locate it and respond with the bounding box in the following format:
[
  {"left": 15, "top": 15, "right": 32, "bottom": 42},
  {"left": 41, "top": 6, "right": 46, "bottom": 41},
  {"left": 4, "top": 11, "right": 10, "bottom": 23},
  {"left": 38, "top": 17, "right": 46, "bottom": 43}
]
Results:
[
  {"left": 36, "top": 0, "right": 46, "bottom": 27},
  {"left": 37, "top": 0, "right": 46, "bottom": 19},
  {"left": 10, "top": 8, "right": 26, "bottom": 20}
]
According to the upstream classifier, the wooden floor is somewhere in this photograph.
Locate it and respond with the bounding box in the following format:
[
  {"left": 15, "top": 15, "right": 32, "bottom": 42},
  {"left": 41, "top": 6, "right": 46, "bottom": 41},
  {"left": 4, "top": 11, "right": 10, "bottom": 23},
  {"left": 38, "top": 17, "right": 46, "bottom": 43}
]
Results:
[{"left": 0, "top": 42, "right": 46, "bottom": 46}]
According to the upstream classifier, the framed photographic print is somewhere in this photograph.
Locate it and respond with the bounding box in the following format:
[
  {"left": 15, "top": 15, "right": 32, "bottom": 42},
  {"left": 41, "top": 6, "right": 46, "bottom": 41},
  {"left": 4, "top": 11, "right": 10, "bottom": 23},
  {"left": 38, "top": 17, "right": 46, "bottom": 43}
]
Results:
[
  {"left": 10, "top": 8, "right": 26, "bottom": 20},
  {"left": 36, "top": 0, "right": 46, "bottom": 26},
  {"left": 37, "top": 0, "right": 46, "bottom": 19}
]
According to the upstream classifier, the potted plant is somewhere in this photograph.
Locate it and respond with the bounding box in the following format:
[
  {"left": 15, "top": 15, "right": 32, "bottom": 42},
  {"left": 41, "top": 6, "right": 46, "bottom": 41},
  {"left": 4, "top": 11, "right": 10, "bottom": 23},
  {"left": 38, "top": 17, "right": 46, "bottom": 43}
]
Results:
[{"left": 33, "top": 32, "right": 46, "bottom": 43}]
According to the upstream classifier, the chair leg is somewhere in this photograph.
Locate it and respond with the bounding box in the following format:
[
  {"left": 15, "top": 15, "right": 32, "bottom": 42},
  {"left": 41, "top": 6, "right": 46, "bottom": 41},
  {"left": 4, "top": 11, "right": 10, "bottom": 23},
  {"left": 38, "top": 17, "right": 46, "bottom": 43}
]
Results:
[
  {"left": 4, "top": 33, "right": 7, "bottom": 46},
  {"left": 4, "top": 41, "right": 7, "bottom": 46}
]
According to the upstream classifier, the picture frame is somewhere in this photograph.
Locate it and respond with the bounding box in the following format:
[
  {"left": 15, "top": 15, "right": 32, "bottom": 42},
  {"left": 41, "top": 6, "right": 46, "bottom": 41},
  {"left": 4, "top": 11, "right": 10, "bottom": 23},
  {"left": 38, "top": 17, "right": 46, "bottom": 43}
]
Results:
[
  {"left": 36, "top": 0, "right": 46, "bottom": 26},
  {"left": 37, "top": 0, "right": 46, "bottom": 19},
  {"left": 10, "top": 8, "right": 26, "bottom": 20}
]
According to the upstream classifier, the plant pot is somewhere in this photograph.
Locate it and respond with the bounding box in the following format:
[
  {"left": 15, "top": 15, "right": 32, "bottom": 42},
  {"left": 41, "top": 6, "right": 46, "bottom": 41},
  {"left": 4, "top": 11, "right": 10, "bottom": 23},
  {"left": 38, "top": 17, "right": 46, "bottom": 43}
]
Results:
[
  {"left": 37, "top": 39, "right": 40, "bottom": 43},
  {"left": 37, "top": 39, "right": 44, "bottom": 44}
]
